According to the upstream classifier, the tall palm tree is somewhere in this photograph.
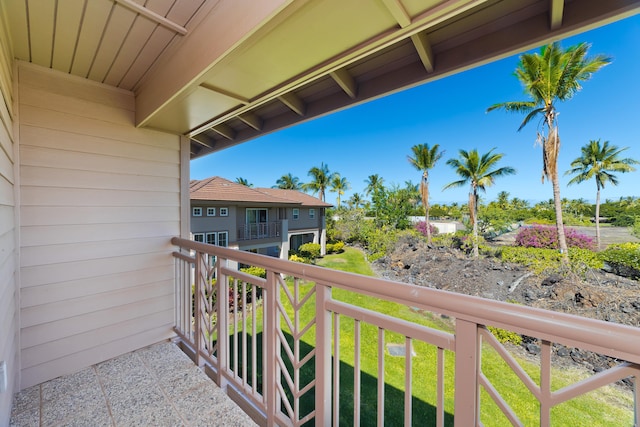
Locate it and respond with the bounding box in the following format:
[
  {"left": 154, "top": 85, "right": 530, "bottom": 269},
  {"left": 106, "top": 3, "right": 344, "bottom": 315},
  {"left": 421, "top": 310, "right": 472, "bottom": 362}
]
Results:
[
  {"left": 303, "top": 163, "right": 334, "bottom": 202},
  {"left": 565, "top": 139, "right": 638, "bottom": 247},
  {"left": 364, "top": 174, "right": 384, "bottom": 197},
  {"left": 487, "top": 42, "right": 611, "bottom": 260},
  {"left": 444, "top": 148, "right": 515, "bottom": 257},
  {"left": 408, "top": 143, "right": 444, "bottom": 244},
  {"left": 330, "top": 174, "right": 350, "bottom": 207},
  {"left": 235, "top": 177, "right": 252, "bottom": 187},
  {"left": 274, "top": 173, "right": 302, "bottom": 190},
  {"left": 347, "top": 192, "right": 364, "bottom": 209}
]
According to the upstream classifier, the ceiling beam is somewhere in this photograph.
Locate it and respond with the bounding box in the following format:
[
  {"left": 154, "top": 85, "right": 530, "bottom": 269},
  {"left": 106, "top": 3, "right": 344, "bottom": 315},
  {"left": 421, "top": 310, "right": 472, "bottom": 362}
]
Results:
[
  {"left": 200, "top": 83, "right": 251, "bottom": 105},
  {"left": 114, "top": 0, "right": 188, "bottom": 35},
  {"left": 380, "top": 0, "right": 411, "bottom": 27},
  {"left": 330, "top": 68, "right": 357, "bottom": 99},
  {"left": 550, "top": 0, "right": 564, "bottom": 30},
  {"left": 410, "top": 31, "right": 435, "bottom": 73},
  {"left": 278, "top": 92, "right": 306, "bottom": 116},
  {"left": 238, "top": 112, "right": 263, "bottom": 131},
  {"left": 211, "top": 123, "right": 236, "bottom": 140},
  {"left": 191, "top": 134, "right": 217, "bottom": 149}
]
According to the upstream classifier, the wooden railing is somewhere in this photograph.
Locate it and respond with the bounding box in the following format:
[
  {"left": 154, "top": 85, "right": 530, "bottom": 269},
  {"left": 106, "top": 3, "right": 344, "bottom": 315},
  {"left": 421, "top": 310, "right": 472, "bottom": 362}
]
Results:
[{"left": 171, "top": 237, "right": 640, "bottom": 426}]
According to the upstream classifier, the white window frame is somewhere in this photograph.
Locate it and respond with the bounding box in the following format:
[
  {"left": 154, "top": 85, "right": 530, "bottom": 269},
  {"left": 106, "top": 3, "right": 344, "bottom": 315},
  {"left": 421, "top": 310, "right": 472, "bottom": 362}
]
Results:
[
  {"left": 219, "top": 207, "right": 229, "bottom": 216},
  {"left": 217, "top": 231, "right": 228, "bottom": 247},
  {"left": 192, "top": 233, "right": 204, "bottom": 242},
  {"left": 309, "top": 208, "right": 315, "bottom": 219},
  {"left": 193, "top": 207, "right": 202, "bottom": 217},
  {"left": 292, "top": 208, "right": 299, "bottom": 220},
  {"left": 206, "top": 207, "right": 216, "bottom": 216}
]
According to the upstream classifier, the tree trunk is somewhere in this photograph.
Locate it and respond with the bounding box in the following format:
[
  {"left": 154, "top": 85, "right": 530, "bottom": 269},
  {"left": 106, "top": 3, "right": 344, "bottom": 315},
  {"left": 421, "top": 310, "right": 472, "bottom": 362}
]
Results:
[
  {"left": 421, "top": 177, "right": 431, "bottom": 244},
  {"left": 552, "top": 176, "right": 569, "bottom": 262},
  {"left": 595, "top": 186, "right": 601, "bottom": 249},
  {"left": 470, "top": 190, "right": 479, "bottom": 258}
]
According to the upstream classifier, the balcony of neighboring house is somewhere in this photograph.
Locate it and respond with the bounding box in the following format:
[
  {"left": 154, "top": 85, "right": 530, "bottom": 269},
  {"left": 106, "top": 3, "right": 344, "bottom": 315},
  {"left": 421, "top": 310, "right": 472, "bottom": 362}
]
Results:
[{"left": 237, "top": 221, "right": 282, "bottom": 241}]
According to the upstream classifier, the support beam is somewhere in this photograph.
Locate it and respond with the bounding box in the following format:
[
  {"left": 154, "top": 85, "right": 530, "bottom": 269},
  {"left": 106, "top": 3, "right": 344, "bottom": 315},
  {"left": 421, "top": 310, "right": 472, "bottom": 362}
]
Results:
[
  {"left": 381, "top": 0, "right": 411, "bottom": 27},
  {"left": 200, "top": 83, "right": 251, "bottom": 105},
  {"left": 550, "top": 0, "right": 564, "bottom": 30},
  {"left": 330, "top": 68, "right": 357, "bottom": 99},
  {"left": 410, "top": 31, "right": 435, "bottom": 73},
  {"left": 238, "top": 112, "right": 263, "bottom": 131},
  {"left": 278, "top": 92, "right": 306, "bottom": 116},
  {"left": 192, "top": 134, "right": 217, "bottom": 149},
  {"left": 114, "top": 0, "right": 188, "bottom": 35},
  {"left": 211, "top": 123, "right": 236, "bottom": 140}
]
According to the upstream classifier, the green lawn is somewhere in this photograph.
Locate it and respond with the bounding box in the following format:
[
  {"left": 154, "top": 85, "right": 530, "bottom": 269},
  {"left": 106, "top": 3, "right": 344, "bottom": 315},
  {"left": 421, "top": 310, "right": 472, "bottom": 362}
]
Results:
[{"left": 226, "top": 247, "right": 634, "bottom": 426}]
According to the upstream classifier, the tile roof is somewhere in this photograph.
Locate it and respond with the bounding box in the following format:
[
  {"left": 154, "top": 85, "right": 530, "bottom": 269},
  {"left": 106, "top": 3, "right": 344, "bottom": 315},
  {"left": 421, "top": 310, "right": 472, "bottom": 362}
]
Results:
[{"left": 190, "top": 176, "right": 332, "bottom": 207}]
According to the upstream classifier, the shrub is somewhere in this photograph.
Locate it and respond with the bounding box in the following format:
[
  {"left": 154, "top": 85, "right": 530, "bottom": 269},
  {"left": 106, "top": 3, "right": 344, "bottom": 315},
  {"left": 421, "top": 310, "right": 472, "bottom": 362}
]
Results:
[
  {"left": 414, "top": 221, "right": 439, "bottom": 237},
  {"left": 298, "top": 242, "right": 321, "bottom": 260},
  {"left": 501, "top": 246, "right": 603, "bottom": 275},
  {"left": 431, "top": 233, "right": 456, "bottom": 248},
  {"left": 632, "top": 217, "right": 640, "bottom": 239},
  {"left": 239, "top": 266, "right": 266, "bottom": 279},
  {"left": 515, "top": 225, "right": 595, "bottom": 250},
  {"left": 326, "top": 241, "right": 345, "bottom": 254},
  {"left": 487, "top": 326, "right": 523, "bottom": 345},
  {"left": 599, "top": 242, "right": 640, "bottom": 277},
  {"left": 289, "top": 254, "right": 309, "bottom": 263}
]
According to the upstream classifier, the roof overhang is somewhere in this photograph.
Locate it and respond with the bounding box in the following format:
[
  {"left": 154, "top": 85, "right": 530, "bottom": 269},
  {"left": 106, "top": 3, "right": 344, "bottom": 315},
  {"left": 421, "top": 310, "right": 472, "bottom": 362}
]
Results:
[{"left": 4, "top": 0, "right": 639, "bottom": 159}]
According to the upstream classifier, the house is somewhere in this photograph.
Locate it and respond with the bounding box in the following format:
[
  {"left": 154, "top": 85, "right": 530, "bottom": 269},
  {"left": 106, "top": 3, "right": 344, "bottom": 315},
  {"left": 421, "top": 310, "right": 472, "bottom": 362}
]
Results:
[
  {"left": 1, "top": 1, "right": 639, "bottom": 425},
  {"left": 190, "top": 176, "right": 332, "bottom": 260}
]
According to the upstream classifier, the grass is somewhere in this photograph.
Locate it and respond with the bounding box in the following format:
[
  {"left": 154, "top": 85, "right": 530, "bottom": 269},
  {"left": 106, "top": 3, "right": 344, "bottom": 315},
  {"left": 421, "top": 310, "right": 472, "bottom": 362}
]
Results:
[{"left": 227, "top": 247, "right": 634, "bottom": 426}]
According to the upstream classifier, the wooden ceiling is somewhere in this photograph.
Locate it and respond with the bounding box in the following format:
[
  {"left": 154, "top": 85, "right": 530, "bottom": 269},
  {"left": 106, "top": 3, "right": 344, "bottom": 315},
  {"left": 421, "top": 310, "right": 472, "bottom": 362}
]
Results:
[{"left": 3, "top": 0, "right": 639, "bottom": 159}]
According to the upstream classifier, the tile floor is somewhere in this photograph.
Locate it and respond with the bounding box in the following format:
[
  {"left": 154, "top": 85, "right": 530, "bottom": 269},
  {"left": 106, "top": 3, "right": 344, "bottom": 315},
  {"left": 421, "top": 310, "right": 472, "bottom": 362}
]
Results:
[{"left": 9, "top": 341, "right": 257, "bottom": 426}]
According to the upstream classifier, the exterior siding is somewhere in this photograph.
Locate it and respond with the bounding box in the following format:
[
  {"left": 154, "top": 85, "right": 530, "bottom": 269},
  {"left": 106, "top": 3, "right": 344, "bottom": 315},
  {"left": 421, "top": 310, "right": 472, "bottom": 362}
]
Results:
[
  {"left": 0, "top": 6, "right": 18, "bottom": 423},
  {"left": 287, "top": 206, "right": 321, "bottom": 231},
  {"left": 17, "top": 63, "right": 179, "bottom": 389}
]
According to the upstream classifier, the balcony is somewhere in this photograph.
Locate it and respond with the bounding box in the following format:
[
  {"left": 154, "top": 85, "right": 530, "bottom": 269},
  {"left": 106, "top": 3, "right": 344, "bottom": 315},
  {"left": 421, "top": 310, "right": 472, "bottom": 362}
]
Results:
[
  {"left": 171, "top": 237, "right": 640, "bottom": 426},
  {"left": 238, "top": 222, "right": 282, "bottom": 241}
]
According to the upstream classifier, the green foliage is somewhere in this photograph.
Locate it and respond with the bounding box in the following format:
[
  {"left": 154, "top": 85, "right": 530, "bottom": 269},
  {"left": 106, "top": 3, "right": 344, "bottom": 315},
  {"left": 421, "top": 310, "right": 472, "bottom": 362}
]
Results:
[
  {"left": 298, "top": 242, "right": 321, "bottom": 260},
  {"left": 632, "top": 218, "right": 640, "bottom": 239},
  {"left": 370, "top": 185, "right": 415, "bottom": 230},
  {"left": 239, "top": 266, "right": 266, "bottom": 279},
  {"left": 501, "top": 246, "right": 603, "bottom": 275},
  {"left": 599, "top": 242, "right": 640, "bottom": 272},
  {"left": 288, "top": 254, "right": 309, "bottom": 264},
  {"left": 326, "top": 241, "right": 345, "bottom": 254},
  {"left": 487, "top": 326, "right": 523, "bottom": 345}
]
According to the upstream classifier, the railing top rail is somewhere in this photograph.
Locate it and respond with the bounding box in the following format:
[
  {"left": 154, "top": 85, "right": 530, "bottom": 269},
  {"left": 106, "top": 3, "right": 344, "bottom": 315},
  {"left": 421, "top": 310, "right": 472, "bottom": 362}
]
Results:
[{"left": 171, "top": 236, "right": 640, "bottom": 363}]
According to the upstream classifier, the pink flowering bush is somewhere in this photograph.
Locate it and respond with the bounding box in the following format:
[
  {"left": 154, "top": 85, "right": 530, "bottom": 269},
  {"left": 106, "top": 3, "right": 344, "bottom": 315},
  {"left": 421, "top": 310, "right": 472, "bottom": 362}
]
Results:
[
  {"left": 515, "top": 225, "right": 595, "bottom": 250},
  {"left": 415, "top": 221, "right": 439, "bottom": 237}
]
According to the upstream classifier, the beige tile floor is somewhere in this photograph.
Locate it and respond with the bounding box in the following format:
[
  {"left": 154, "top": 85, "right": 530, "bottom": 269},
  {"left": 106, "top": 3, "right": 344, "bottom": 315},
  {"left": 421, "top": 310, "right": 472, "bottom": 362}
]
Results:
[{"left": 10, "top": 341, "right": 257, "bottom": 427}]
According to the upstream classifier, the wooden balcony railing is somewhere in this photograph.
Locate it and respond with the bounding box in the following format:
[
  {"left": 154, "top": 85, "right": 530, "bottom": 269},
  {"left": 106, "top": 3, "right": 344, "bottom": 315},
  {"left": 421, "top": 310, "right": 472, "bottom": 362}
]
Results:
[
  {"left": 238, "top": 221, "right": 281, "bottom": 241},
  {"left": 171, "top": 237, "right": 640, "bottom": 426}
]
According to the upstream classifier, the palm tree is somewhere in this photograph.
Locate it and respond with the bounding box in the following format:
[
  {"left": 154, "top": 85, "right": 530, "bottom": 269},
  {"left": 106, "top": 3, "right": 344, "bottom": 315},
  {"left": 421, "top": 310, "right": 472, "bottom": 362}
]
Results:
[
  {"left": 444, "top": 148, "right": 515, "bottom": 257},
  {"left": 496, "top": 191, "right": 510, "bottom": 209},
  {"left": 347, "top": 192, "right": 364, "bottom": 209},
  {"left": 274, "top": 173, "right": 302, "bottom": 190},
  {"left": 235, "top": 177, "right": 252, "bottom": 187},
  {"left": 303, "top": 163, "right": 334, "bottom": 202},
  {"left": 408, "top": 143, "right": 444, "bottom": 244},
  {"left": 330, "top": 174, "right": 350, "bottom": 207},
  {"left": 364, "top": 174, "right": 384, "bottom": 197},
  {"left": 565, "top": 139, "right": 638, "bottom": 247},
  {"left": 487, "top": 42, "right": 611, "bottom": 260}
]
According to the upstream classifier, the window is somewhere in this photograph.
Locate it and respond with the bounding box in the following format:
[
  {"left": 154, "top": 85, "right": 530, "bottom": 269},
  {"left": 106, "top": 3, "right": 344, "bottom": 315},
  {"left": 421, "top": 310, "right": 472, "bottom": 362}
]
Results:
[
  {"left": 193, "top": 207, "right": 202, "bottom": 216},
  {"left": 192, "top": 233, "right": 204, "bottom": 242},
  {"left": 293, "top": 208, "right": 299, "bottom": 220},
  {"left": 207, "top": 207, "right": 216, "bottom": 216},
  {"left": 309, "top": 208, "right": 315, "bottom": 219},
  {"left": 219, "top": 207, "right": 229, "bottom": 216},
  {"left": 217, "top": 231, "right": 228, "bottom": 247},
  {"left": 205, "top": 232, "right": 216, "bottom": 245}
]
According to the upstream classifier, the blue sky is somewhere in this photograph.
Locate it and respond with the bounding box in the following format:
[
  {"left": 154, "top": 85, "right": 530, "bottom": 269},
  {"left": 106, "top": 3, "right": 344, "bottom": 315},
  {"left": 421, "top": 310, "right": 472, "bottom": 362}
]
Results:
[{"left": 191, "top": 15, "right": 640, "bottom": 206}]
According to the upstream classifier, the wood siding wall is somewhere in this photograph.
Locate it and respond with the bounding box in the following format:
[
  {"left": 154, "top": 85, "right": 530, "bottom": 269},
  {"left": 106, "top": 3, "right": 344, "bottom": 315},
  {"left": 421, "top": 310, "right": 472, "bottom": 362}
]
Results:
[
  {"left": 17, "top": 63, "right": 180, "bottom": 389},
  {"left": 0, "top": 5, "right": 18, "bottom": 422}
]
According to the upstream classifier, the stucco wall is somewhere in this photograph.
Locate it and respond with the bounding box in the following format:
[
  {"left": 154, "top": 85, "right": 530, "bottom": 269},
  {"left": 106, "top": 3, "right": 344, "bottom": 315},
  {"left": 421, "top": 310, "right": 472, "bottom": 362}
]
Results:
[
  {"left": 17, "top": 63, "right": 179, "bottom": 389},
  {"left": 0, "top": 8, "right": 18, "bottom": 423}
]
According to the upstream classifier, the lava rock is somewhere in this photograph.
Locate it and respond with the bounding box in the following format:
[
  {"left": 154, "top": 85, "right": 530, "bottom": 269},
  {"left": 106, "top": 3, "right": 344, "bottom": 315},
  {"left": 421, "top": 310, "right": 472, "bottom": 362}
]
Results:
[{"left": 541, "top": 274, "right": 563, "bottom": 286}]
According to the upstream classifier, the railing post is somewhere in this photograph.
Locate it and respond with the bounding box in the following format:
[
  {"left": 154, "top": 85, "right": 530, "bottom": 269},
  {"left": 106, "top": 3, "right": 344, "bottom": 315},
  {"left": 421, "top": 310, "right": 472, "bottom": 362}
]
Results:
[
  {"left": 454, "top": 319, "right": 480, "bottom": 426},
  {"left": 216, "top": 256, "right": 229, "bottom": 388},
  {"left": 264, "top": 270, "right": 278, "bottom": 426},
  {"left": 316, "top": 283, "right": 332, "bottom": 426},
  {"left": 194, "top": 251, "right": 205, "bottom": 367}
]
